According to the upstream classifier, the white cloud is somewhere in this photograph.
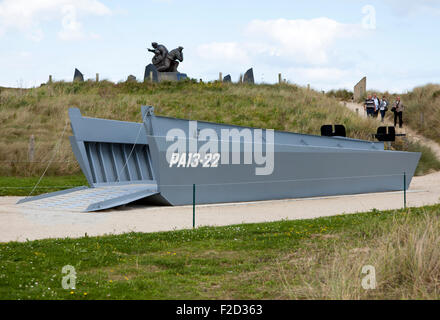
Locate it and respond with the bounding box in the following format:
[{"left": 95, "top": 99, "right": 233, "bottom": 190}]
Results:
[
  {"left": 244, "top": 18, "right": 361, "bottom": 65},
  {"left": 0, "top": 0, "right": 111, "bottom": 41},
  {"left": 290, "top": 67, "right": 352, "bottom": 82},
  {"left": 194, "top": 17, "right": 365, "bottom": 88},
  {"left": 196, "top": 42, "right": 250, "bottom": 64},
  {"left": 385, "top": 0, "right": 440, "bottom": 16},
  {"left": 196, "top": 18, "right": 362, "bottom": 69}
]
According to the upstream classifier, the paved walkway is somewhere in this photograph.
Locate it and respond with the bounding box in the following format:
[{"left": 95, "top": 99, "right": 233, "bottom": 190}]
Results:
[{"left": 1, "top": 171, "right": 439, "bottom": 242}]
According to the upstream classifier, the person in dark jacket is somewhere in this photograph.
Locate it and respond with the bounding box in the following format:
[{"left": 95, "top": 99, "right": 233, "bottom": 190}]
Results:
[
  {"left": 364, "top": 94, "right": 375, "bottom": 117},
  {"left": 392, "top": 96, "right": 404, "bottom": 128}
]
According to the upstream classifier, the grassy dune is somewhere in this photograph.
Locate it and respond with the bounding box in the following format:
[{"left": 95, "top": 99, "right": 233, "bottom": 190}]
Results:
[
  {"left": 0, "top": 205, "right": 439, "bottom": 299},
  {"left": 0, "top": 80, "right": 438, "bottom": 179},
  {"left": 395, "top": 84, "right": 440, "bottom": 144},
  {"left": 362, "top": 84, "right": 440, "bottom": 144}
]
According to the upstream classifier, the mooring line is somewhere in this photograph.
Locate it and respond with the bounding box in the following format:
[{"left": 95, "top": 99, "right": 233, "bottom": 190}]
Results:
[
  {"left": 25, "top": 119, "right": 69, "bottom": 200},
  {"left": 116, "top": 110, "right": 149, "bottom": 183}
]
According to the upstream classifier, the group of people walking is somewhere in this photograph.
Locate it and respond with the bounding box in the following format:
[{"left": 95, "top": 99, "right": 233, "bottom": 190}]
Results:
[{"left": 364, "top": 93, "right": 404, "bottom": 128}]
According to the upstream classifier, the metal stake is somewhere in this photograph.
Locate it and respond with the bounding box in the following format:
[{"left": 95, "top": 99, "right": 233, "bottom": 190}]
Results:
[
  {"left": 193, "top": 184, "right": 196, "bottom": 228},
  {"left": 404, "top": 172, "right": 407, "bottom": 209}
]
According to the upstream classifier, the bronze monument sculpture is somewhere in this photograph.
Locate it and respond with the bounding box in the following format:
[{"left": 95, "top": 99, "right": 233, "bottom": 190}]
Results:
[
  {"left": 144, "top": 42, "right": 187, "bottom": 82},
  {"left": 148, "top": 42, "right": 184, "bottom": 72}
]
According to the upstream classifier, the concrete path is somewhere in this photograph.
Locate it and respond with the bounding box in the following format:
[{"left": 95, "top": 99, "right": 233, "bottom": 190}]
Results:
[{"left": 1, "top": 171, "right": 439, "bottom": 242}]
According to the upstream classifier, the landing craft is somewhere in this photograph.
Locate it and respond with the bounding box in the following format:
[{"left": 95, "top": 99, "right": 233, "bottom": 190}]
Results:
[{"left": 17, "top": 106, "right": 420, "bottom": 212}]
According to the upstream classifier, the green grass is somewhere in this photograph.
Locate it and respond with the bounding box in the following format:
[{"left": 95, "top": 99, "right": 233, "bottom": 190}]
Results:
[
  {"left": 391, "top": 140, "right": 440, "bottom": 176},
  {"left": 1, "top": 204, "right": 439, "bottom": 299},
  {"left": 0, "top": 174, "right": 87, "bottom": 196},
  {"left": 405, "top": 142, "right": 440, "bottom": 175}
]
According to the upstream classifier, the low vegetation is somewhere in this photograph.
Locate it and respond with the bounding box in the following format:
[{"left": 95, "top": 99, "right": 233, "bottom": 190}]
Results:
[
  {"left": 0, "top": 175, "right": 87, "bottom": 196},
  {"left": 325, "top": 88, "right": 353, "bottom": 101},
  {"left": 0, "top": 81, "right": 439, "bottom": 194},
  {"left": 0, "top": 204, "right": 439, "bottom": 299},
  {"left": 361, "top": 84, "right": 440, "bottom": 145},
  {"left": 396, "top": 84, "right": 440, "bottom": 145}
]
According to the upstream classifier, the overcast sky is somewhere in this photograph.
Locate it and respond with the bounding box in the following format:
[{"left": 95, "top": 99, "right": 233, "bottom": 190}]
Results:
[{"left": 0, "top": 0, "right": 439, "bottom": 92}]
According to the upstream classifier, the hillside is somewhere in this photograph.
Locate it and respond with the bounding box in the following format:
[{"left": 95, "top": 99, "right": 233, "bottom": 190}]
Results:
[
  {"left": 354, "top": 84, "right": 440, "bottom": 144},
  {"left": 0, "top": 80, "right": 438, "bottom": 177},
  {"left": 393, "top": 84, "right": 440, "bottom": 144}
]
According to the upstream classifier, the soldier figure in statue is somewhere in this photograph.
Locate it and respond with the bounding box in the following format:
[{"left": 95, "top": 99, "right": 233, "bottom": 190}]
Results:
[
  {"left": 148, "top": 42, "right": 184, "bottom": 72},
  {"left": 148, "top": 42, "right": 168, "bottom": 68}
]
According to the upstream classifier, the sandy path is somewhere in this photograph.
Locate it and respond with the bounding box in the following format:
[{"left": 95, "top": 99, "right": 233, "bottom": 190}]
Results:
[
  {"left": 341, "top": 101, "right": 440, "bottom": 161},
  {"left": 1, "top": 171, "right": 439, "bottom": 242}
]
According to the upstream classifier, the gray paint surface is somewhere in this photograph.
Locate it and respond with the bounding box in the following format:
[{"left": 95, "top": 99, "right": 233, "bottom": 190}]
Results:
[
  {"left": 17, "top": 106, "right": 421, "bottom": 211},
  {"left": 142, "top": 106, "right": 419, "bottom": 205}
]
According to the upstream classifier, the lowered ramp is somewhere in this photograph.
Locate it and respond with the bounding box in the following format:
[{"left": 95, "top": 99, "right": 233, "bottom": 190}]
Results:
[
  {"left": 18, "top": 108, "right": 159, "bottom": 212},
  {"left": 17, "top": 183, "right": 158, "bottom": 212}
]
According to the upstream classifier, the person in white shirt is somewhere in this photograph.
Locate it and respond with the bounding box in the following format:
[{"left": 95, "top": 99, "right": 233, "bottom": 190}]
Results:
[
  {"left": 372, "top": 93, "right": 380, "bottom": 118},
  {"left": 379, "top": 95, "right": 388, "bottom": 122}
]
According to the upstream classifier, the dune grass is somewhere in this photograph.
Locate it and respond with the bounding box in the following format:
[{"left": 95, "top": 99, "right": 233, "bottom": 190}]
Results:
[
  {"left": 0, "top": 80, "right": 438, "bottom": 180},
  {"left": 0, "top": 204, "right": 439, "bottom": 300},
  {"left": 364, "top": 84, "right": 440, "bottom": 144},
  {"left": 397, "top": 84, "right": 440, "bottom": 145},
  {"left": 0, "top": 174, "right": 87, "bottom": 196}
]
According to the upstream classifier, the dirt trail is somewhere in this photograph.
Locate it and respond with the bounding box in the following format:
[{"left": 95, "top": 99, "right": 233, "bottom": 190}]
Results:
[{"left": 342, "top": 101, "right": 440, "bottom": 161}]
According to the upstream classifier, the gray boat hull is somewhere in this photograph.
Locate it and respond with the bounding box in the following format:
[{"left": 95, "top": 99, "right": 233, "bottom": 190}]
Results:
[
  {"left": 143, "top": 106, "right": 420, "bottom": 205},
  {"left": 17, "top": 106, "right": 420, "bottom": 211}
]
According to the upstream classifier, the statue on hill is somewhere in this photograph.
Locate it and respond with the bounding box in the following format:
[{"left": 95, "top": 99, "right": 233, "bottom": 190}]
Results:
[{"left": 148, "top": 42, "right": 184, "bottom": 72}]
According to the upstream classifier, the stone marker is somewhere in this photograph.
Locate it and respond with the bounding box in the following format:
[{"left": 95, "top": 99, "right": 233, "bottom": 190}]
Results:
[
  {"left": 278, "top": 73, "right": 282, "bottom": 84},
  {"left": 144, "top": 63, "right": 187, "bottom": 83},
  {"left": 354, "top": 76, "right": 366, "bottom": 101},
  {"left": 73, "top": 68, "right": 84, "bottom": 82},
  {"left": 223, "top": 74, "right": 232, "bottom": 83},
  {"left": 158, "top": 72, "right": 187, "bottom": 82},
  {"left": 127, "top": 75, "right": 137, "bottom": 82},
  {"left": 144, "top": 64, "right": 159, "bottom": 82},
  {"left": 239, "top": 74, "right": 243, "bottom": 83},
  {"left": 219, "top": 72, "right": 222, "bottom": 81},
  {"left": 243, "top": 68, "right": 254, "bottom": 84},
  {"left": 96, "top": 73, "right": 99, "bottom": 82},
  {"left": 48, "top": 75, "right": 53, "bottom": 84}
]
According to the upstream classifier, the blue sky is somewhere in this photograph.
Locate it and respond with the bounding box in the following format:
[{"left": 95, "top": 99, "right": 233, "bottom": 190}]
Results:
[{"left": 0, "top": 0, "right": 439, "bottom": 92}]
